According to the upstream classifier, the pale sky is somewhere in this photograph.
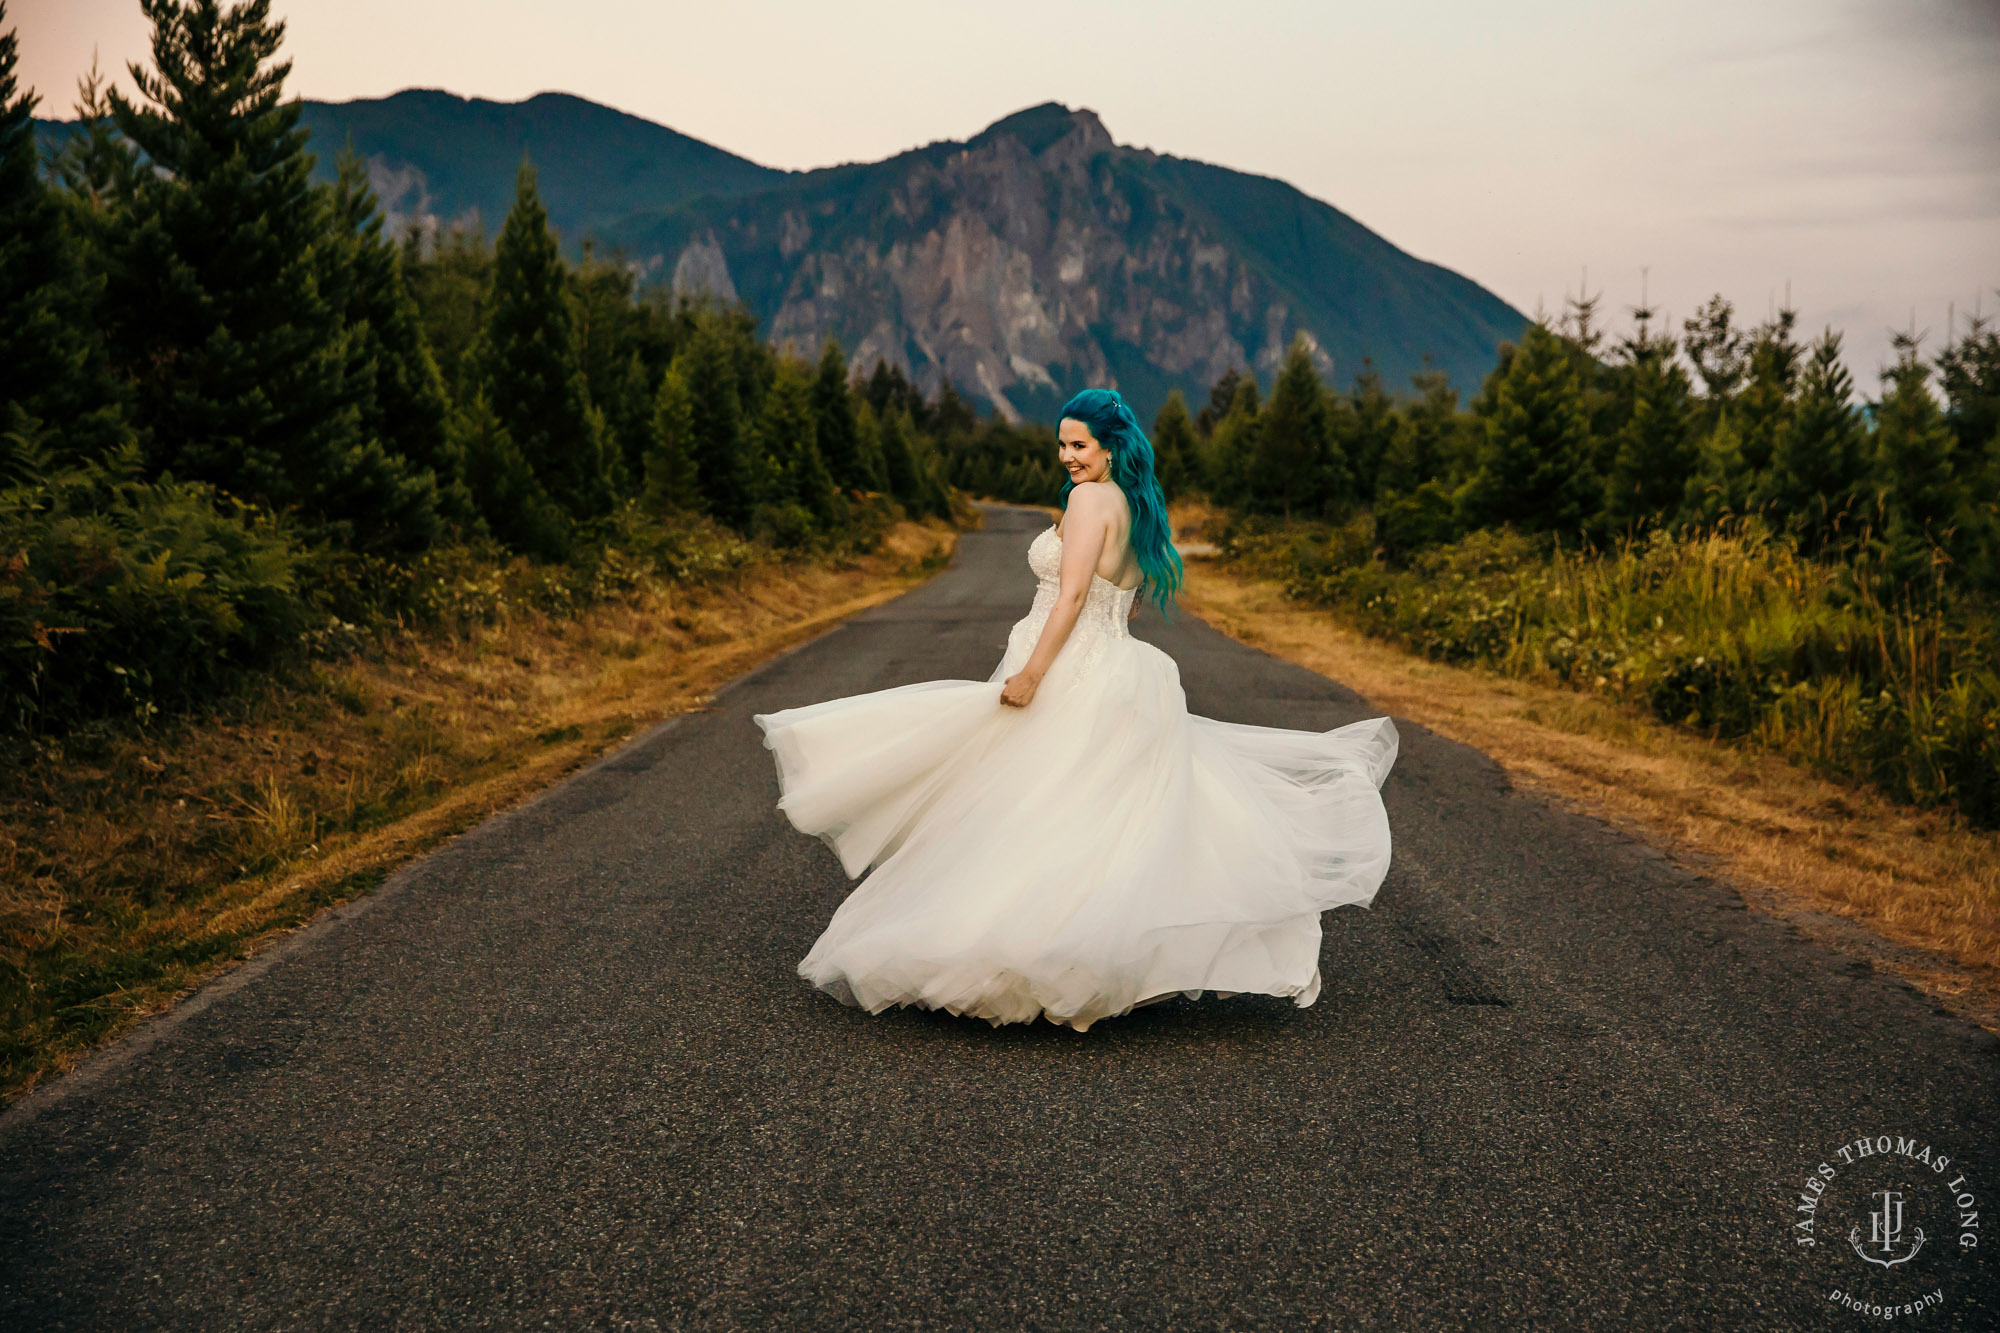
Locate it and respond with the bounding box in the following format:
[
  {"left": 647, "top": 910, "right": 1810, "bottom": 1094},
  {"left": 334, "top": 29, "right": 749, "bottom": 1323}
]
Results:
[{"left": 15, "top": 0, "right": 2000, "bottom": 391}]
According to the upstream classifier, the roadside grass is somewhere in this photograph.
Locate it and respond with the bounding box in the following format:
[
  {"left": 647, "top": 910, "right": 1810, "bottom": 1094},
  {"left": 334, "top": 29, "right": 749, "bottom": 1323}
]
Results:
[
  {"left": 0, "top": 518, "right": 957, "bottom": 1101},
  {"left": 1170, "top": 500, "right": 2000, "bottom": 1024}
]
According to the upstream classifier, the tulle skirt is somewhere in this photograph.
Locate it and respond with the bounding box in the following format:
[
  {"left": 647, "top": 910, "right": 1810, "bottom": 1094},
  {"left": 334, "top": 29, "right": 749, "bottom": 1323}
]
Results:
[{"left": 753, "top": 629, "right": 1397, "bottom": 1032}]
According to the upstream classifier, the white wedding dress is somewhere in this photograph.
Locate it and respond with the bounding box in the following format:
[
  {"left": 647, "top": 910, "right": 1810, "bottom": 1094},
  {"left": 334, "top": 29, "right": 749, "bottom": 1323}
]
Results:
[{"left": 752, "top": 521, "right": 1398, "bottom": 1032}]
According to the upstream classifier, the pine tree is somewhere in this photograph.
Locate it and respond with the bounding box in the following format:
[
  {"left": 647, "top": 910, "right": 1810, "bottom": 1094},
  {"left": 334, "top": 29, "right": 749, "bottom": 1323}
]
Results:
[
  {"left": 104, "top": 0, "right": 440, "bottom": 551},
  {"left": 1756, "top": 331, "right": 1869, "bottom": 553},
  {"left": 851, "top": 401, "right": 890, "bottom": 494},
  {"left": 328, "top": 150, "right": 475, "bottom": 528},
  {"left": 1345, "top": 362, "right": 1396, "bottom": 505},
  {"left": 878, "top": 404, "right": 926, "bottom": 509},
  {"left": 1936, "top": 316, "right": 2000, "bottom": 588},
  {"left": 452, "top": 391, "right": 567, "bottom": 559},
  {"left": 1150, "top": 390, "right": 1197, "bottom": 499},
  {"left": 641, "top": 359, "right": 702, "bottom": 516},
  {"left": 1682, "top": 412, "right": 1751, "bottom": 528},
  {"left": 680, "top": 316, "right": 752, "bottom": 525},
  {"left": 1682, "top": 294, "right": 1748, "bottom": 418},
  {"left": 757, "top": 357, "right": 838, "bottom": 527},
  {"left": 1460, "top": 322, "right": 1596, "bottom": 533},
  {"left": 1252, "top": 336, "right": 1336, "bottom": 518},
  {"left": 1736, "top": 308, "right": 1801, "bottom": 478},
  {"left": 571, "top": 243, "right": 648, "bottom": 488},
  {"left": 476, "top": 160, "right": 614, "bottom": 521},
  {"left": 1375, "top": 370, "right": 1457, "bottom": 497},
  {"left": 810, "top": 340, "right": 865, "bottom": 490},
  {"left": 0, "top": 7, "right": 125, "bottom": 468},
  {"left": 1196, "top": 368, "right": 1245, "bottom": 438},
  {"left": 1602, "top": 335, "right": 1697, "bottom": 532},
  {"left": 1870, "top": 334, "right": 1963, "bottom": 587},
  {"left": 1204, "top": 375, "right": 1261, "bottom": 509}
]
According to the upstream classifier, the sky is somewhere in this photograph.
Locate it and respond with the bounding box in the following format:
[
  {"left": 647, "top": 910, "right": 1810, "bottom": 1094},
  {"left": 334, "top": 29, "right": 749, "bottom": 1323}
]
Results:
[{"left": 14, "top": 0, "right": 2000, "bottom": 389}]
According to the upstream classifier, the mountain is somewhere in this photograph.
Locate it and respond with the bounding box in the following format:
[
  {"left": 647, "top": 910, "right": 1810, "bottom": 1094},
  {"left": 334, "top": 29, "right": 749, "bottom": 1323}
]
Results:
[
  {"left": 36, "top": 92, "right": 1527, "bottom": 421},
  {"left": 36, "top": 89, "right": 788, "bottom": 242}
]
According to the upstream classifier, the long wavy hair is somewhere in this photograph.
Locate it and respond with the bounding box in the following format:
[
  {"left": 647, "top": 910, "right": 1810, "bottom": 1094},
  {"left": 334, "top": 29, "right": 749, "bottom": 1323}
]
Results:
[{"left": 1056, "top": 388, "right": 1184, "bottom": 619}]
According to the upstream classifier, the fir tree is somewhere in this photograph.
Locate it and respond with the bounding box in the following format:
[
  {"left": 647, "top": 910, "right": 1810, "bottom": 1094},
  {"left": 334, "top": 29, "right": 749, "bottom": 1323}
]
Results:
[
  {"left": 1756, "top": 331, "right": 1869, "bottom": 553},
  {"left": 810, "top": 340, "right": 865, "bottom": 490},
  {"left": 757, "top": 357, "right": 838, "bottom": 527},
  {"left": 1461, "top": 322, "right": 1596, "bottom": 533},
  {"left": 1196, "top": 368, "right": 1246, "bottom": 438},
  {"left": 476, "top": 160, "right": 614, "bottom": 521},
  {"left": 641, "top": 360, "right": 702, "bottom": 516},
  {"left": 1345, "top": 362, "right": 1396, "bottom": 504},
  {"left": 1150, "top": 390, "right": 1197, "bottom": 499},
  {"left": 1682, "top": 294, "right": 1748, "bottom": 410},
  {"left": 328, "top": 150, "right": 475, "bottom": 528},
  {"left": 104, "top": 0, "right": 439, "bottom": 551},
  {"left": 1376, "top": 370, "right": 1457, "bottom": 497},
  {"left": 851, "top": 401, "right": 890, "bottom": 494},
  {"left": 1252, "top": 336, "right": 1336, "bottom": 518},
  {"left": 1203, "top": 375, "right": 1262, "bottom": 509},
  {"left": 680, "top": 316, "right": 751, "bottom": 525},
  {"left": 878, "top": 404, "right": 926, "bottom": 509},
  {"left": 1682, "top": 412, "right": 1751, "bottom": 528},
  {"left": 1870, "top": 334, "right": 1963, "bottom": 587},
  {"left": 1735, "top": 308, "right": 1801, "bottom": 478},
  {"left": 0, "top": 8, "right": 125, "bottom": 468},
  {"left": 1602, "top": 335, "right": 1697, "bottom": 533},
  {"left": 452, "top": 391, "right": 567, "bottom": 559}
]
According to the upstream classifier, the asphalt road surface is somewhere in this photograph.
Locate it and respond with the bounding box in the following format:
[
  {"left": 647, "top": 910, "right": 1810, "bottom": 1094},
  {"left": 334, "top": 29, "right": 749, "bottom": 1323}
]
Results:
[{"left": 3, "top": 503, "right": 1995, "bottom": 1331}]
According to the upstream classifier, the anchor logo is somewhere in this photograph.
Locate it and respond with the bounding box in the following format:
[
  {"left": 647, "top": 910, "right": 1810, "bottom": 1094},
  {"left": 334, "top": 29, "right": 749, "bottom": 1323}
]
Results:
[{"left": 1848, "top": 1189, "right": 1925, "bottom": 1269}]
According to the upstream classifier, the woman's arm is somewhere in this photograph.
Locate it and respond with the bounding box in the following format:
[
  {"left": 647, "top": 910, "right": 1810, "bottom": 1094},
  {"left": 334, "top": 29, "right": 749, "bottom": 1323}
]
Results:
[{"left": 1000, "top": 487, "right": 1112, "bottom": 708}]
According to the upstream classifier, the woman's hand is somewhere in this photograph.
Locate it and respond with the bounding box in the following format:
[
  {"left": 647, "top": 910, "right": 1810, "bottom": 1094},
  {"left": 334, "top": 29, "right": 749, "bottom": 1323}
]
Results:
[{"left": 1000, "top": 669, "right": 1041, "bottom": 709}]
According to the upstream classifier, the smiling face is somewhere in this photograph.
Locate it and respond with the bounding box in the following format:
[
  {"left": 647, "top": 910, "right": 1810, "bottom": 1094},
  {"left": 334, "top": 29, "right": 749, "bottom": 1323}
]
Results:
[{"left": 1057, "top": 417, "right": 1113, "bottom": 484}]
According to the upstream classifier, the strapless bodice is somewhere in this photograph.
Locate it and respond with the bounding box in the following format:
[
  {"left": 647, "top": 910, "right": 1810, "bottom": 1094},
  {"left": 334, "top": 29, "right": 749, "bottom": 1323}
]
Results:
[{"left": 1000, "top": 524, "right": 1140, "bottom": 685}]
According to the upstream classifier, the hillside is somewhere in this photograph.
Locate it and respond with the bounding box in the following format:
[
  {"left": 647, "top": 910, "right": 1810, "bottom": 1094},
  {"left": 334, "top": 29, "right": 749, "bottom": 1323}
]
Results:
[{"left": 37, "top": 93, "right": 1527, "bottom": 419}]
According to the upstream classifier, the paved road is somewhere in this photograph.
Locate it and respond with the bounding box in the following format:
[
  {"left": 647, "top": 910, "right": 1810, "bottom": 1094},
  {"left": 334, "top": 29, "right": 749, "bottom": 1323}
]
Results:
[{"left": 3, "top": 504, "right": 1994, "bottom": 1330}]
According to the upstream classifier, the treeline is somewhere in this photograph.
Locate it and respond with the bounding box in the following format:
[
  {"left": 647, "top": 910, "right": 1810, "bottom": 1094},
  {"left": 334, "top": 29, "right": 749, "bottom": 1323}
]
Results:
[
  {"left": 1141, "top": 298, "right": 2000, "bottom": 824},
  {"left": 0, "top": 0, "right": 964, "bottom": 737},
  {"left": 1147, "top": 299, "right": 1998, "bottom": 593}
]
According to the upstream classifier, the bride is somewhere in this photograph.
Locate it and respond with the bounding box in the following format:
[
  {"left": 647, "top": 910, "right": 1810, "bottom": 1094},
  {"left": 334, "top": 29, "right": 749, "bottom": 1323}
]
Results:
[{"left": 753, "top": 388, "right": 1398, "bottom": 1032}]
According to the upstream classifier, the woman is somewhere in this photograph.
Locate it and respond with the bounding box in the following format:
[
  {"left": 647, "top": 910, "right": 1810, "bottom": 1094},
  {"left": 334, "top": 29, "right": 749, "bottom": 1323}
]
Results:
[{"left": 753, "top": 388, "right": 1398, "bottom": 1032}]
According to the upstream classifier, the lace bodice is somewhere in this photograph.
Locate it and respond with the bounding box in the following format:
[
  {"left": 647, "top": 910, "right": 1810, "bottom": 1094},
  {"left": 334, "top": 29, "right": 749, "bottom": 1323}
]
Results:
[{"left": 1001, "top": 524, "right": 1140, "bottom": 686}]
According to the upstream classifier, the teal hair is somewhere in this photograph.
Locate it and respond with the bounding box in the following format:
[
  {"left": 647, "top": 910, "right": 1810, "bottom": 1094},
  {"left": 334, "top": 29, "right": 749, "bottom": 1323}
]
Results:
[{"left": 1056, "top": 388, "right": 1184, "bottom": 619}]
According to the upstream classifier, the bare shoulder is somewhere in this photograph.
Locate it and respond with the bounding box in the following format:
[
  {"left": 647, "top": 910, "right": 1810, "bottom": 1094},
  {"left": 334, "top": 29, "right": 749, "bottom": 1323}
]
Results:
[{"left": 1068, "top": 479, "right": 1128, "bottom": 520}]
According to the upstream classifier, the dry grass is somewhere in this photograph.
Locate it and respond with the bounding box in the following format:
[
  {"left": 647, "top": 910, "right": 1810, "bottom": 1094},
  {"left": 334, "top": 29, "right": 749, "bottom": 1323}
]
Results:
[
  {"left": 0, "top": 518, "right": 958, "bottom": 1099},
  {"left": 1169, "top": 500, "right": 2000, "bottom": 1029}
]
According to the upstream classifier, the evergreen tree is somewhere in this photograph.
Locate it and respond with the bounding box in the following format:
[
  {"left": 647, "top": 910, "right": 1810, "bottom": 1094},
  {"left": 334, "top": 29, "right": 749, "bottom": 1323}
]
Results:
[
  {"left": 1150, "top": 390, "right": 1197, "bottom": 499},
  {"left": 1203, "top": 375, "right": 1262, "bottom": 508},
  {"left": 1196, "top": 368, "right": 1245, "bottom": 438},
  {"left": 1460, "top": 322, "right": 1596, "bottom": 533},
  {"left": 104, "top": 0, "right": 439, "bottom": 551},
  {"left": 851, "top": 401, "right": 890, "bottom": 494},
  {"left": 1252, "top": 336, "right": 1336, "bottom": 518},
  {"left": 1602, "top": 334, "right": 1697, "bottom": 532},
  {"left": 0, "top": 8, "right": 124, "bottom": 468},
  {"left": 1756, "top": 330, "right": 1869, "bottom": 553},
  {"left": 452, "top": 391, "right": 566, "bottom": 560},
  {"left": 571, "top": 243, "right": 649, "bottom": 488},
  {"left": 1936, "top": 316, "right": 2000, "bottom": 588},
  {"left": 878, "top": 404, "right": 926, "bottom": 509},
  {"left": 402, "top": 224, "right": 493, "bottom": 400},
  {"left": 1682, "top": 294, "right": 1748, "bottom": 414},
  {"left": 810, "top": 340, "right": 865, "bottom": 490},
  {"left": 641, "top": 359, "right": 702, "bottom": 516},
  {"left": 1345, "top": 362, "right": 1397, "bottom": 504},
  {"left": 1736, "top": 308, "right": 1802, "bottom": 478},
  {"left": 680, "top": 315, "right": 751, "bottom": 525},
  {"left": 328, "top": 150, "right": 475, "bottom": 528},
  {"left": 1682, "top": 412, "right": 1752, "bottom": 528},
  {"left": 757, "top": 357, "right": 838, "bottom": 527},
  {"left": 1870, "top": 334, "right": 1963, "bottom": 587},
  {"left": 1376, "top": 370, "right": 1457, "bottom": 497},
  {"left": 475, "top": 160, "right": 614, "bottom": 521}
]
